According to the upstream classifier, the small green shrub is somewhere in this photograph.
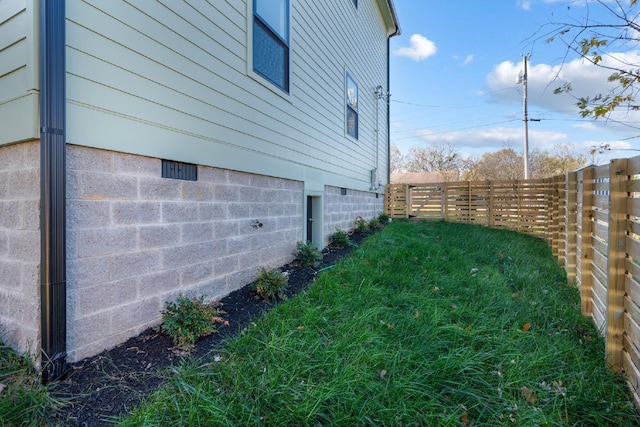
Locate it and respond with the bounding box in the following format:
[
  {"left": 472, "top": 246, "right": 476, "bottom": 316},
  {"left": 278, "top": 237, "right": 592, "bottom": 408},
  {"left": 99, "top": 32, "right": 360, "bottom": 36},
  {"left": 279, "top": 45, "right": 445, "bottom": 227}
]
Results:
[
  {"left": 377, "top": 212, "right": 390, "bottom": 224},
  {"left": 368, "top": 218, "right": 380, "bottom": 229},
  {"left": 160, "top": 295, "right": 227, "bottom": 350},
  {"left": 354, "top": 217, "right": 369, "bottom": 233},
  {"left": 295, "top": 241, "right": 322, "bottom": 268},
  {"left": 253, "top": 268, "right": 289, "bottom": 300},
  {"left": 330, "top": 229, "right": 350, "bottom": 248}
]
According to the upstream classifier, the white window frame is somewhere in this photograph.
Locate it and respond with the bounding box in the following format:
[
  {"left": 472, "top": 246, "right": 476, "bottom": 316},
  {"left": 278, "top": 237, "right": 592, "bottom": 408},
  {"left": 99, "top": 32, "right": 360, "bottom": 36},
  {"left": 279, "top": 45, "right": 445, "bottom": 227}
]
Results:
[{"left": 248, "top": 0, "right": 291, "bottom": 95}]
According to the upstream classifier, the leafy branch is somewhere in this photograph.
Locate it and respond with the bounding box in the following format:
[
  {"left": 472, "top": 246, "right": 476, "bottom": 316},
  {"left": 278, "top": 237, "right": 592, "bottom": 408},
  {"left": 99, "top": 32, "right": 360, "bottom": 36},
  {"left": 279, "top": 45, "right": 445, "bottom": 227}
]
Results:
[{"left": 543, "top": 0, "right": 640, "bottom": 118}]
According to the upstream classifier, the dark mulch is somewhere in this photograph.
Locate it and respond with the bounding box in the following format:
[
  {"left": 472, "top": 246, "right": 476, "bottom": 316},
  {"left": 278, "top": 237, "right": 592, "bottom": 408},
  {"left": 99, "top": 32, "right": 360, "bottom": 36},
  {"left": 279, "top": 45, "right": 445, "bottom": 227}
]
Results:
[{"left": 51, "top": 231, "right": 374, "bottom": 426}]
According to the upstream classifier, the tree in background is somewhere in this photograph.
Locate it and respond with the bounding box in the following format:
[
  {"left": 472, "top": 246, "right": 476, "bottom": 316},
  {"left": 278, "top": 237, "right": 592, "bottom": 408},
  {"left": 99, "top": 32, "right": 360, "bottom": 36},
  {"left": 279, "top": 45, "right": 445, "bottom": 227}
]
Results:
[
  {"left": 532, "top": 142, "right": 588, "bottom": 177},
  {"left": 463, "top": 148, "right": 524, "bottom": 181},
  {"left": 389, "top": 143, "right": 405, "bottom": 173},
  {"left": 395, "top": 143, "right": 587, "bottom": 181},
  {"left": 546, "top": 0, "right": 640, "bottom": 119},
  {"left": 462, "top": 144, "right": 587, "bottom": 181},
  {"left": 404, "top": 142, "right": 464, "bottom": 180}
]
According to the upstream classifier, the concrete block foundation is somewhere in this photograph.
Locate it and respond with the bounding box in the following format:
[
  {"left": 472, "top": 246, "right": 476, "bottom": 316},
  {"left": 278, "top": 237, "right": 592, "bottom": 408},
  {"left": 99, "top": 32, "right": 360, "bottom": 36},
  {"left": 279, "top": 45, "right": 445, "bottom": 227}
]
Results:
[{"left": 1, "top": 143, "right": 385, "bottom": 363}]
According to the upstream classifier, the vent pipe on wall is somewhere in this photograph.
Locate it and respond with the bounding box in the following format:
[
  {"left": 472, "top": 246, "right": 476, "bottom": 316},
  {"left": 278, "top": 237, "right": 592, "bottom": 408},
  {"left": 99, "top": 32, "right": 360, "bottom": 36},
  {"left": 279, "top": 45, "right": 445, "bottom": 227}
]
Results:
[{"left": 40, "top": 0, "right": 68, "bottom": 382}]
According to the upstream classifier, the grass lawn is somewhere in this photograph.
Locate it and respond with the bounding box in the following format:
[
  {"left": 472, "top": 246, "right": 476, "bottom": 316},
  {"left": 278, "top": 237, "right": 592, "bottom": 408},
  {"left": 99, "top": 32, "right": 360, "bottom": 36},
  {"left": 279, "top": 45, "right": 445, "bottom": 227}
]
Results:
[
  {"left": 119, "top": 220, "right": 640, "bottom": 426},
  {"left": 0, "top": 343, "right": 66, "bottom": 426}
]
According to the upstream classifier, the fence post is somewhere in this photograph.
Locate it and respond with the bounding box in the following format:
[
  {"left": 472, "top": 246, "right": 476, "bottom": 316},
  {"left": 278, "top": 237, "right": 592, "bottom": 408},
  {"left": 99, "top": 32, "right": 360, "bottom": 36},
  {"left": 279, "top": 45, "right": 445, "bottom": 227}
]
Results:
[
  {"left": 579, "top": 167, "right": 594, "bottom": 317},
  {"left": 543, "top": 178, "right": 551, "bottom": 246},
  {"left": 489, "top": 181, "right": 495, "bottom": 228},
  {"left": 467, "top": 181, "right": 472, "bottom": 223},
  {"left": 557, "top": 175, "right": 567, "bottom": 267},
  {"left": 517, "top": 180, "right": 523, "bottom": 234},
  {"left": 442, "top": 182, "right": 448, "bottom": 221},
  {"left": 606, "top": 158, "right": 629, "bottom": 373},
  {"left": 548, "top": 177, "right": 559, "bottom": 256},
  {"left": 565, "top": 171, "right": 578, "bottom": 282}
]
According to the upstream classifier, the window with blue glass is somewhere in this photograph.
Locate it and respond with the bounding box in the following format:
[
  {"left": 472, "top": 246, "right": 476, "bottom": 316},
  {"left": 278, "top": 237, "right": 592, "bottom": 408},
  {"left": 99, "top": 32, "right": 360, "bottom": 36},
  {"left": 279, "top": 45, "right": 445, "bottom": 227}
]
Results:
[
  {"left": 346, "top": 73, "right": 358, "bottom": 139},
  {"left": 253, "top": 0, "right": 289, "bottom": 92},
  {"left": 352, "top": 0, "right": 357, "bottom": 9}
]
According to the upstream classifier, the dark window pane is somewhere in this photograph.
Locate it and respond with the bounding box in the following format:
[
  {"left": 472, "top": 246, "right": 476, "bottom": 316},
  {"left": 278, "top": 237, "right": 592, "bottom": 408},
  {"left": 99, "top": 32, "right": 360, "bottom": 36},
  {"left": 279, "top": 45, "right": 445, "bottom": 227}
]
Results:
[
  {"left": 346, "top": 74, "right": 358, "bottom": 111},
  {"left": 347, "top": 106, "right": 358, "bottom": 139},
  {"left": 346, "top": 72, "right": 358, "bottom": 139},
  {"left": 253, "top": 19, "right": 289, "bottom": 91},
  {"left": 352, "top": 0, "right": 357, "bottom": 9}
]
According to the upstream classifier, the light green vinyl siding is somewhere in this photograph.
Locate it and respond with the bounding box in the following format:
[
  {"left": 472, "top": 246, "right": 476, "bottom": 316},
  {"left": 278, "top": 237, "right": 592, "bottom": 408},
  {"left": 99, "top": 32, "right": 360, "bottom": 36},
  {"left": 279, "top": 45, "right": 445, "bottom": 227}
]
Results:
[
  {"left": 0, "top": 0, "right": 39, "bottom": 145},
  {"left": 66, "top": 0, "right": 391, "bottom": 191}
]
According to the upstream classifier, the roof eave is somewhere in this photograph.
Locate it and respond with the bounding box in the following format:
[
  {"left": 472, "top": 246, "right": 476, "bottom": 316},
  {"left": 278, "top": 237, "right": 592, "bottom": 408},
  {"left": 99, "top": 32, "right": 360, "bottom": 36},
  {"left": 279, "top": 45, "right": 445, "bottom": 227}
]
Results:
[{"left": 378, "top": 0, "right": 401, "bottom": 37}]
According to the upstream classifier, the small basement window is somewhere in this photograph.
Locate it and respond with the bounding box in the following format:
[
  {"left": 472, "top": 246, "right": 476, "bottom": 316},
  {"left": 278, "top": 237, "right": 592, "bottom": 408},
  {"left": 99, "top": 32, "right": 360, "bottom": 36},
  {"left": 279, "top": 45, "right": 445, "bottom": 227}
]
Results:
[
  {"left": 341, "top": 188, "right": 347, "bottom": 196},
  {"left": 161, "top": 160, "right": 197, "bottom": 181}
]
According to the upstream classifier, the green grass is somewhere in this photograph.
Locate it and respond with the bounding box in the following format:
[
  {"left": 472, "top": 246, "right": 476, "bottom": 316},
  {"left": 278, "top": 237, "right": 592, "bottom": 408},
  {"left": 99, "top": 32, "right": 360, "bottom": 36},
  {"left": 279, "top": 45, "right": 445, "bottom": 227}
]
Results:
[
  {"left": 0, "top": 341, "right": 66, "bottom": 426},
  {"left": 4, "top": 221, "right": 637, "bottom": 425},
  {"left": 121, "top": 220, "right": 640, "bottom": 426}
]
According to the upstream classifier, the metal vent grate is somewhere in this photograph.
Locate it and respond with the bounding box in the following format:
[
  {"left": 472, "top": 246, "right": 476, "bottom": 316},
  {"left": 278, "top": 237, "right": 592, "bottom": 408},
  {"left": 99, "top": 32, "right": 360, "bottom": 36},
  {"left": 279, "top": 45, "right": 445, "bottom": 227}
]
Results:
[{"left": 162, "top": 159, "right": 197, "bottom": 181}]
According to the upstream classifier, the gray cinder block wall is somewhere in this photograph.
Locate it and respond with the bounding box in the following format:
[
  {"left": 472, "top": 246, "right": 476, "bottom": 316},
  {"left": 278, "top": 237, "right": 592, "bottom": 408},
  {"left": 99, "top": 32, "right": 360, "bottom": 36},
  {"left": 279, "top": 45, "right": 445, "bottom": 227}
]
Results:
[
  {"left": 324, "top": 186, "right": 383, "bottom": 239},
  {"left": 66, "top": 145, "right": 304, "bottom": 361},
  {"left": 0, "top": 143, "right": 385, "bottom": 363},
  {"left": 0, "top": 141, "right": 41, "bottom": 356}
]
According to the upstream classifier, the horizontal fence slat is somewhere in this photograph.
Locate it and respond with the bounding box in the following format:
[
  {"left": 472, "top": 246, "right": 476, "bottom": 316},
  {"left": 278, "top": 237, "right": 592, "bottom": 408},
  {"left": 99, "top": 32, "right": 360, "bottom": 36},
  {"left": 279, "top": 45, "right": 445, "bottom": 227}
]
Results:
[
  {"left": 623, "top": 340, "right": 640, "bottom": 399},
  {"left": 593, "top": 236, "right": 608, "bottom": 258},
  {"left": 593, "top": 209, "right": 609, "bottom": 223},
  {"left": 626, "top": 274, "right": 640, "bottom": 310},
  {"left": 624, "top": 300, "right": 640, "bottom": 399},
  {"left": 628, "top": 235, "right": 640, "bottom": 265},
  {"left": 624, "top": 332, "right": 640, "bottom": 374},
  {"left": 593, "top": 220, "right": 609, "bottom": 243},
  {"left": 624, "top": 303, "right": 640, "bottom": 354},
  {"left": 630, "top": 198, "right": 640, "bottom": 216},
  {"left": 629, "top": 180, "right": 640, "bottom": 193}
]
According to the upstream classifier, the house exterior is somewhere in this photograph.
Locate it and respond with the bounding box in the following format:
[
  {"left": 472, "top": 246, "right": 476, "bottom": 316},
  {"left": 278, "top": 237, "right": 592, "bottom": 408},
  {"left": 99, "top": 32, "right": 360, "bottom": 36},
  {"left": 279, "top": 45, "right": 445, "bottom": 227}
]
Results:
[{"left": 0, "top": 0, "right": 399, "bottom": 375}]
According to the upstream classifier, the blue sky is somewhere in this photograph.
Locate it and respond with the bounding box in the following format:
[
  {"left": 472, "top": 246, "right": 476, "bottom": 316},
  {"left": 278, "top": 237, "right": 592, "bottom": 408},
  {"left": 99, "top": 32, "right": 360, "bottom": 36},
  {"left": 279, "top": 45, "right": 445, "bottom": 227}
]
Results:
[{"left": 389, "top": 0, "right": 640, "bottom": 165}]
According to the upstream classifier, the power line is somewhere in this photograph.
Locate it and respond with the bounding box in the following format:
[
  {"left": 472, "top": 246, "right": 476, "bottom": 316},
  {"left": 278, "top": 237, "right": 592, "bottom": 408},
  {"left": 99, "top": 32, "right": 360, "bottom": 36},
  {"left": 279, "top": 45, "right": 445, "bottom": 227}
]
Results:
[
  {"left": 391, "top": 114, "right": 517, "bottom": 135},
  {"left": 391, "top": 119, "right": 521, "bottom": 142},
  {"left": 390, "top": 96, "right": 640, "bottom": 141}
]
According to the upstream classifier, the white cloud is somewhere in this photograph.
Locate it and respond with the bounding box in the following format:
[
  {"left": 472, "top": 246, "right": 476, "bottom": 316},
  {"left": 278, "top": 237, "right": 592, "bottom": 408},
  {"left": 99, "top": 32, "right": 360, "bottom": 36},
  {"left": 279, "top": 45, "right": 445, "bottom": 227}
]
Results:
[
  {"left": 392, "top": 126, "right": 573, "bottom": 161},
  {"left": 518, "top": 1, "right": 531, "bottom": 11},
  {"left": 453, "top": 54, "right": 475, "bottom": 65},
  {"left": 580, "top": 139, "right": 634, "bottom": 157},
  {"left": 604, "top": 140, "right": 633, "bottom": 150},
  {"left": 518, "top": 0, "right": 606, "bottom": 9},
  {"left": 411, "top": 127, "right": 567, "bottom": 152},
  {"left": 485, "top": 51, "right": 640, "bottom": 122},
  {"left": 393, "top": 34, "right": 437, "bottom": 61},
  {"left": 573, "top": 122, "right": 599, "bottom": 131}
]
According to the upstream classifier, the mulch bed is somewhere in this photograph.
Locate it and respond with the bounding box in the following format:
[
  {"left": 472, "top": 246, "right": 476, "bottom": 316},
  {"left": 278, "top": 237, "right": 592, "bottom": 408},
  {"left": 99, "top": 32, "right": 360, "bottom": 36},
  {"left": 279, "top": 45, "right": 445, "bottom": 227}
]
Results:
[{"left": 51, "top": 230, "right": 374, "bottom": 426}]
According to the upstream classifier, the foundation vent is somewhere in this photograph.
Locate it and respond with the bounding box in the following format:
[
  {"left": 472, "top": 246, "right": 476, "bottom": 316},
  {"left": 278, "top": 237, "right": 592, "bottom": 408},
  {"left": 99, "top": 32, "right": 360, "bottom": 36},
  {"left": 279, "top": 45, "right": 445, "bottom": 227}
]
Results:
[{"left": 162, "top": 159, "right": 197, "bottom": 181}]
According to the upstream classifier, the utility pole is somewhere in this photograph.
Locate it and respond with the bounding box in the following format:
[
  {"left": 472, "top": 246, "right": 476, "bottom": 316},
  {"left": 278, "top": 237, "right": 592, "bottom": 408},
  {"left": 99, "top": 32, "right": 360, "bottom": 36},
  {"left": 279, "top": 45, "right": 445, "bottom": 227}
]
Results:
[{"left": 517, "top": 54, "right": 531, "bottom": 179}]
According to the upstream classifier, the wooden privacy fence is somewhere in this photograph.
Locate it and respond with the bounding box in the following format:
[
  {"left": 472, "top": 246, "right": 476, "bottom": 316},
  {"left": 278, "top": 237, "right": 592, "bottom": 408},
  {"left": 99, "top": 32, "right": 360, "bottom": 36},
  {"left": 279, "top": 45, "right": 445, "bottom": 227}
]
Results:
[{"left": 384, "top": 156, "right": 640, "bottom": 406}]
